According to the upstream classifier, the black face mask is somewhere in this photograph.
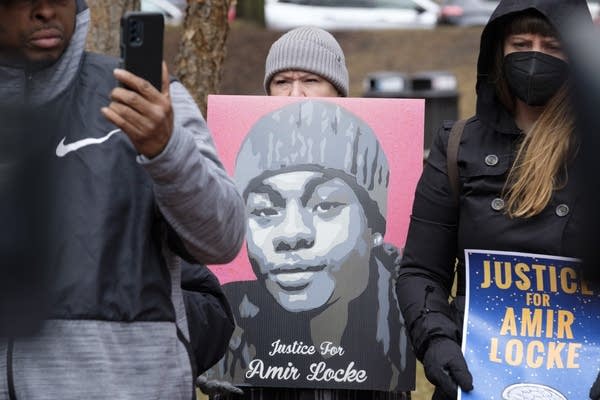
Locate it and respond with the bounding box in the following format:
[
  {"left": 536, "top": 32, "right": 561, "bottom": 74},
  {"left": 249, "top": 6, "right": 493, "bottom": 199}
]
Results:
[{"left": 503, "top": 51, "right": 568, "bottom": 107}]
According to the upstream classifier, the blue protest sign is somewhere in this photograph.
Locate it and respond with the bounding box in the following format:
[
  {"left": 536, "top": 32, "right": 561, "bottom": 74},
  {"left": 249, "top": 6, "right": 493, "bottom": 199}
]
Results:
[{"left": 461, "top": 250, "right": 600, "bottom": 400}]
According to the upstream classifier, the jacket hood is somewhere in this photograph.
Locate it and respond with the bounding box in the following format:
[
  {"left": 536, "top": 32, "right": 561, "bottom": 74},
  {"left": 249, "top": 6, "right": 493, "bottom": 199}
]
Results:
[
  {"left": 0, "top": 0, "right": 90, "bottom": 106},
  {"left": 475, "top": 0, "right": 593, "bottom": 133}
]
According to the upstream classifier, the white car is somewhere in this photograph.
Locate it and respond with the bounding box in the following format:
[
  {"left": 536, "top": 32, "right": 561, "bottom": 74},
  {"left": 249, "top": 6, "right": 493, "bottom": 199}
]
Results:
[
  {"left": 141, "top": 0, "right": 185, "bottom": 26},
  {"left": 264, "top": 0, "right": 441, "bottom": 31}
]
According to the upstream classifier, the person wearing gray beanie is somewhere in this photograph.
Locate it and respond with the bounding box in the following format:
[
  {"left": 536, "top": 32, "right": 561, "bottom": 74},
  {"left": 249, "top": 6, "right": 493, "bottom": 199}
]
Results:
[
  {"left": 203, "top": 100, "right": 413, "bottom": 399},
  {"left": 264, "top": 26, "right": 349, "bottom": 97}
]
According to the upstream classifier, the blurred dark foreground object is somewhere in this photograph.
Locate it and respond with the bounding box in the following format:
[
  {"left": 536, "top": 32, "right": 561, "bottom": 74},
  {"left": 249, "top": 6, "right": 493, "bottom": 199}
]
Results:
[
  {"left": 0, "top": 103, "right": 57, "bottom": 337},
  {"left": 544, "top": 16, "right": 600, "bottom": 399},
  {"left": 561, "top": 16, "right": 600, "bottom": 284},
  {"left": 568, "top": 27, "right": 600, "bottom": 398}
]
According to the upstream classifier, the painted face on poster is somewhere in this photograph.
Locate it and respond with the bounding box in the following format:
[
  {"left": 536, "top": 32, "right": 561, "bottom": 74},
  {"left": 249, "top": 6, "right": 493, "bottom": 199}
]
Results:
[{"left": 246, "top": 171, "right": 372, "bottom": 313}]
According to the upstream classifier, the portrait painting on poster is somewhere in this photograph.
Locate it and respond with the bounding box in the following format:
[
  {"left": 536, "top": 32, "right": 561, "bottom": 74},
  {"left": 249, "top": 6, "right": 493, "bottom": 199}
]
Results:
[
  {"left": 205, "top": 95, "right": 424, "bottom": 391},
  {"left": 207, "top": 95, "right": 423, "bottom": 284}
]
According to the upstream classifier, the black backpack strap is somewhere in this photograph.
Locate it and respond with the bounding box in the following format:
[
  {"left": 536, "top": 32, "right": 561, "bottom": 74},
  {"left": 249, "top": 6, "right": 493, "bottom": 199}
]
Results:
[{"left": 447, "top": 119, "right": 467, "bottom": 203}]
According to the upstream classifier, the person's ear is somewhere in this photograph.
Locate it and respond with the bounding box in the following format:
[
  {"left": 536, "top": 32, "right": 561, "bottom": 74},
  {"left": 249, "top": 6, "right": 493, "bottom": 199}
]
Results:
[{"left": 372, "top": 232, "right": 383, "bottom": 247}]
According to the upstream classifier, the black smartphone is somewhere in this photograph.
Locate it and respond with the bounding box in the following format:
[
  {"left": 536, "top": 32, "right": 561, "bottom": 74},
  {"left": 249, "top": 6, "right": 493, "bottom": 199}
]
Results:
[{"left": 120, "top": 12, "right": 164, "bottom": 90}]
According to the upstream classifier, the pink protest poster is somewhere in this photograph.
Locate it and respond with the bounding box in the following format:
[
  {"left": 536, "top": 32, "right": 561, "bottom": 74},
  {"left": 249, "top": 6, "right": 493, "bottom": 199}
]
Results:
[{"left": 205, "top": 95, "right": 423, "bottom": 392}]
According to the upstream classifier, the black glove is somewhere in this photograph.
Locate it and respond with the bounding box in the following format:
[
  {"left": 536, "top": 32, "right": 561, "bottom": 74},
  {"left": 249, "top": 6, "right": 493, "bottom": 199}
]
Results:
[
  {"left": 590, "top": 370, "right": 600, "bottom": 399},
  {"left": 422, "top": 337, "right": 473, "bottom": 399},
  {"left": 196, "top": 374, "right": 244, "bottom": 396}
]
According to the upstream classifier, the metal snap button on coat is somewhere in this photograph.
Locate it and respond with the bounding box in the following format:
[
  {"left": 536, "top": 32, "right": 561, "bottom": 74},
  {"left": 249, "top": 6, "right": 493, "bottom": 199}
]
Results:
[
  {"left": 556, "top": 204, "right": 570, "bottom": 217},
  {"left": 485, "top": 154, "right": 499, "bottom": 166},
  {"left": 491, "top": 197, "right": 505, "bottom": 211}
]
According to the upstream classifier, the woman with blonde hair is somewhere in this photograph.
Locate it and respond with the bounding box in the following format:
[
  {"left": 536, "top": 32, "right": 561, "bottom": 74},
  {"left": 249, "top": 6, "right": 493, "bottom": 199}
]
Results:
[{"left": 395, "top": 0, "right": 593, "bottom": 399}]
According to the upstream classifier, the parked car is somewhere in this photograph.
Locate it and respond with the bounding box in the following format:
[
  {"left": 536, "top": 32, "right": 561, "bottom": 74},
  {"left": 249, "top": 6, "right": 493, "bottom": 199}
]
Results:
[
  {"left": 264, "top": 0, "right": 441, "bottom": 31},
  {"left": 437, "top": 0, "right": 498, "bottom": 26},
  {"left": 141, "top": 0, "right": 185, "bottom": 26},
  {"left": 439, "top": 0, "right": 599, "bottom": 26}
]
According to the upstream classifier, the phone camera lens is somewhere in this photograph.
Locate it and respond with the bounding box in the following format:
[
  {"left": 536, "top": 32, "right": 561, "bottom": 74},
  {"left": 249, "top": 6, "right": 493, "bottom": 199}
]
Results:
[{"left": 128, "top": 19, "right": 143, "bottom": 47}]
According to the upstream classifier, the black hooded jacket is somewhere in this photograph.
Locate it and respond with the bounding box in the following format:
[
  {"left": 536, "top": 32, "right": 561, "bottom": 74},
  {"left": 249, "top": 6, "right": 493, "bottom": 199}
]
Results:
[{"left": 396, "top": 0, "right": 592, "bottom": 360}]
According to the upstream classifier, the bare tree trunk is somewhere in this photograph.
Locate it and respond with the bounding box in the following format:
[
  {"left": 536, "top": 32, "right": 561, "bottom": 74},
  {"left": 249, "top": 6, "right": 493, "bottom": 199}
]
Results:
[
  {"left": 86, "top": 0, "right": 140, "bottom": 56},
  {"left": 175, "top": 0, "right": 233, "bottom": 116}
]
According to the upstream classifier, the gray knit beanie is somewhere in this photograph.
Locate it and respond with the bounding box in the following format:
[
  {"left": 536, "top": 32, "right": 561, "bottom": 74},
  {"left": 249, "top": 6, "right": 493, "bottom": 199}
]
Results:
[
  {"left": 234, "top": 100, "right": 389, "bottom": 231},
  {"left": 264, "top": 26, "right": 349, "bottom": 97}
]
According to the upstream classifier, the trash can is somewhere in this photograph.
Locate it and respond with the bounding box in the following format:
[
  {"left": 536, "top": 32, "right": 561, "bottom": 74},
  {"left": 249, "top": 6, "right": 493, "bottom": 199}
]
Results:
[
  {"left": 363, "top": 71, "right": 411, "bottom": 98},
  {"left": 363, "top": 70, "right": 459, "bottom": 158},
  {"left": 411, "top": 71, "right": 459, "bottom": 154}
]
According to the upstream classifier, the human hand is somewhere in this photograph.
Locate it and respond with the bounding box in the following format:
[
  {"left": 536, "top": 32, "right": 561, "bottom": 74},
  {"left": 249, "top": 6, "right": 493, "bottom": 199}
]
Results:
[
  {"left": 590, "top": 370, "right": 600, "bottom": 399},
  {"left": 423, "top": 337, "right": 473, "bottom": 399},
  {"left": 102, "top": 62, "right": 173, "bottom": 158},
  {"left": 196, "top": 374, "right": 244, "bottom": 396}
]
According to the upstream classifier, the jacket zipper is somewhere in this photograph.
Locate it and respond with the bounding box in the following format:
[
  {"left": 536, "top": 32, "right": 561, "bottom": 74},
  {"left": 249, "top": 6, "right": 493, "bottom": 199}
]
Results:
[{"left": 7, "top": 338, "right": 17, "bottom": 400}]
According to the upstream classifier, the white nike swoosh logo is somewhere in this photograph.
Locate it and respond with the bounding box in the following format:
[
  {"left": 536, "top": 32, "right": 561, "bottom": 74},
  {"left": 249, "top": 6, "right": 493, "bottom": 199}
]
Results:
[{"left": 55, "top": 129, "right": 120, "bottom": 157}]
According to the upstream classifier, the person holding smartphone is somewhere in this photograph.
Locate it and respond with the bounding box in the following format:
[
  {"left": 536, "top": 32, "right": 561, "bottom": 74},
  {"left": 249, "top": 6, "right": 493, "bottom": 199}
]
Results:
[{"left": 0, "top": 1, "right": 245, "bottom": 399}]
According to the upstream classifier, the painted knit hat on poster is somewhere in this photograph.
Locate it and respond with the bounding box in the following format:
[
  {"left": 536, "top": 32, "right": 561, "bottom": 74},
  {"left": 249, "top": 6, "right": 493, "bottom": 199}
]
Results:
[{"left": 234, "top": 100, "right": 389, "bottom": 228}]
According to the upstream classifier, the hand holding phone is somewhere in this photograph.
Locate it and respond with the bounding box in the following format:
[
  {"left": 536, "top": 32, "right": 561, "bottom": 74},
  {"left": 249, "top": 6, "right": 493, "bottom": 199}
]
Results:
[{"left": 101, "top": 12, "right": 173, "bottom": 158}]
